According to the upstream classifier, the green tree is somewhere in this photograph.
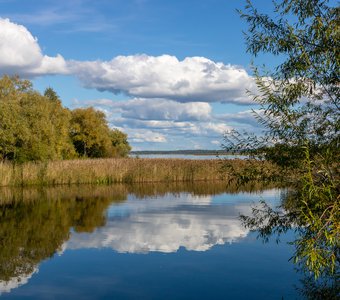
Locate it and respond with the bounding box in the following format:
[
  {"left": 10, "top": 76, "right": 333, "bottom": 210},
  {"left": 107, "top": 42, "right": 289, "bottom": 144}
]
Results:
[
  {"left": 0, "top": 76, "right": 76, "bottom": 162},
  {"left": 224, "top": 0, "right": 339, "bottom": 281},
  {"left": 70, "top": 107, "right": 131, "bottom": 158},
  {"left": 69, "top": 107, "right": 112, "bottom": 158},
  {"left": 0, "top": 76, "right": 31, "bottom": 161},
  {"left": 226, "top": 0, "right": 339, "bottom": 161},
  {"left": 0, "top": 75, "right": 130, "bottom": 162},
  {"left": 42, "top": 88, "right": 76, "bottom": 159},
  {"left": 110, "top": 128, "right": 131, "bottom": 157},
  {"left": 44, "top": 87, "right": 61, "bottom": 103}
]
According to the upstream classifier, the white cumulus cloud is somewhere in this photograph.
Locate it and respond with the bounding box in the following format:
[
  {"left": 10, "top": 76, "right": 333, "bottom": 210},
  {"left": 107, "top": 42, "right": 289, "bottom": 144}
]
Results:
[
  {"left": 86, "top": 98, "right": 212, "bottom": 121},
  {"left": 121, "top": 98, "right": 212, "bottom": 121},
  {"left": 130, "top": 130, "right": 167, "bottom": 143},
  {"left": 69, "top": 54, "right": 255, "bottom": 104},
  {"left": 0, "top": 18, "right": 68, "bottom": 76}
]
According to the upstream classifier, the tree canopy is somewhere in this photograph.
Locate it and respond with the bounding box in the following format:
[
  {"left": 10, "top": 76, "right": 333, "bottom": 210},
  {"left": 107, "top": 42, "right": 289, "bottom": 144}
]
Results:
[
  {"left": 70, "top": 107, "right": 131, "bottom": 158},
  {"left": 0, "top": 75, "right": 131, "bottom": 162}
]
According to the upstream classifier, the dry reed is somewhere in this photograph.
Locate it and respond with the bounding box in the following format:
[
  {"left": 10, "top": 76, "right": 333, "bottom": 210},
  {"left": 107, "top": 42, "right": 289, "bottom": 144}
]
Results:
[
  {"left": 0, "top": 157, "right": 282, "bottom": 187},
  {"left": 0, "top": 158, "right": 227, "bottom": 187}
]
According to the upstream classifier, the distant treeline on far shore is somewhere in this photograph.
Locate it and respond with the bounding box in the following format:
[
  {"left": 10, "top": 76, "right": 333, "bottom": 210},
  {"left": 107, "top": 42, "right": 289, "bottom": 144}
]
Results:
[{"left": 130, "top": 150, "right": 235, "bottom": 156}]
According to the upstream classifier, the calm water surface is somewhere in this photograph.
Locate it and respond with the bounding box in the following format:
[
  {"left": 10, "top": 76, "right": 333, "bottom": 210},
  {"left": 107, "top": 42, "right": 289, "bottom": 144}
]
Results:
[
  {"left": 129, "top": 154, "right": 248, "bottom": 160},
  {"left": 0, "top": 183, "right": 300, "bottom": 299}
]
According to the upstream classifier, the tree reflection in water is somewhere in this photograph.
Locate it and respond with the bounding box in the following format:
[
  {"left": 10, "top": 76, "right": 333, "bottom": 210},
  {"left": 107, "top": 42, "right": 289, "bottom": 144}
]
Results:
[
  {"left": 0, "top": 185, "right": 126, "bottom": 284},
  {"left": 240, "top": 189, "right": 339, "bottom": 300}
]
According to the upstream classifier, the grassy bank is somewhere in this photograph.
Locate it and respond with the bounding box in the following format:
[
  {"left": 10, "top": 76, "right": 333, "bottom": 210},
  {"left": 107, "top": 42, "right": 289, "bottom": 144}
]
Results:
[{"left": 0, "top": 157, "right": 282, "bottom": 187}]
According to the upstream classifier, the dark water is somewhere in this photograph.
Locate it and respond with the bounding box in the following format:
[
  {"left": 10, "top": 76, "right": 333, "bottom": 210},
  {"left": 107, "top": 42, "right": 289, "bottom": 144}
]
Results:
[{"left": 0, "top": 183, "right": 300, "bottom": 299}]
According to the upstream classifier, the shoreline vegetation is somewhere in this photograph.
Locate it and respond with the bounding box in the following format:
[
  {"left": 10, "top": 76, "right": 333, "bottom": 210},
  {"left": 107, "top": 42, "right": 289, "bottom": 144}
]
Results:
[{"left": 0, "top": 157, "right": 283, "bottom": 187}]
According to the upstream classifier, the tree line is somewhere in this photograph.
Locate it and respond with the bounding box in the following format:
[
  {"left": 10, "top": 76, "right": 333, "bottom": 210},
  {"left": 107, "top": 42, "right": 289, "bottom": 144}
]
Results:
[{"left": 0, "top": 75, "right": 131, "bottom": 162}]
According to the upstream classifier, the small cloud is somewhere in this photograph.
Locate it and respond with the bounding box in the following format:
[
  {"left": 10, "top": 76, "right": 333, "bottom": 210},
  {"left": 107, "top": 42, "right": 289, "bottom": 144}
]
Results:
[
  {"left": 130, "top": 130, "right": 167, "bottom": 143},
  {"left": 87, "top": 98, "right": 212, "bottom": 121}
]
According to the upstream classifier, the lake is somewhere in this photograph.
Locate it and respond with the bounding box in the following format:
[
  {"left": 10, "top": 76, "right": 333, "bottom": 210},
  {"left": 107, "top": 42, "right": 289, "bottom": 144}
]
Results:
[
  {"left": 129, "top": 154, "right": 248, "bottom": 160},
  {"left": 0, "top": 182, "right": 301, "bottom": 299}
]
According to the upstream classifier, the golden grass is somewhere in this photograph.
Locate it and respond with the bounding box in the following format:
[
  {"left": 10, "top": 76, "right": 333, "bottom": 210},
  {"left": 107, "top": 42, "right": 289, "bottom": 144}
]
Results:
[{"left": 0, "top": 157, "right": 282, "bottom": 187}]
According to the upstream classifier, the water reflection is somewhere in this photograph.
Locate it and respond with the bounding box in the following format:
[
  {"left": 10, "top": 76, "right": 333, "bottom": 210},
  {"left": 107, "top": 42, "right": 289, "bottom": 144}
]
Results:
[
  {"left": 240, "top": 188, "right": 340, "bottom": 299},
  {"left": 0, "top": 185, "right": 126, "bottom": 295},
  {"left": 0, "top": 182, "right": 282, "bottom": 297},
  {"left": 67, "top": 189, "right": 280, "bottom": 254}
]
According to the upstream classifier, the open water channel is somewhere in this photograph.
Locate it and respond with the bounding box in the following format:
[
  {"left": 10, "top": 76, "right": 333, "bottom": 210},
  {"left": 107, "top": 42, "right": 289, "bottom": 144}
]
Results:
[{"left": 0, "top": 182, "right": 301, "bottom": 299}]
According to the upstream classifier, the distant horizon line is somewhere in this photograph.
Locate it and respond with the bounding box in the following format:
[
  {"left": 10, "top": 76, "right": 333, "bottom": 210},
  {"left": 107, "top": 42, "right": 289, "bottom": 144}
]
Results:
[{"left": 130, "top": 150, "right": 234, "bottom": 154}]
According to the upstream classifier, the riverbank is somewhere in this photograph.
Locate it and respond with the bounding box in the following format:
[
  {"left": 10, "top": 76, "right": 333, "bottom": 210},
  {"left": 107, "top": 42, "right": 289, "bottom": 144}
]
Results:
[{"left": 0, "top": 157, "right": 282, "bottom": 187}]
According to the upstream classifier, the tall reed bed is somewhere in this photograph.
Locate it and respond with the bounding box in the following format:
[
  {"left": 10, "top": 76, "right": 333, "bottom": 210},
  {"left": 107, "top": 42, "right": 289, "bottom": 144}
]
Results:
[
  {"left": 0, "top": 157, "right": 284, "bottom": 187},
  {"left": 0, "top": 158, "right": 234, "bottom": 187}
]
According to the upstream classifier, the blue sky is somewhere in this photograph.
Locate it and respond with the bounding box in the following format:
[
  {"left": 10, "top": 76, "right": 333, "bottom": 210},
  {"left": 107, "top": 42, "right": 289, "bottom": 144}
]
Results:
[{"left": 0, "top": 0, "right": 276, "bottom": 150}]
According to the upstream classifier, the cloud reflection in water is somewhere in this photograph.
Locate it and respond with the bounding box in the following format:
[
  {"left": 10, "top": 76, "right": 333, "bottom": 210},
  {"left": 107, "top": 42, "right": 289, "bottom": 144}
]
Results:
[{"left": 66, "top": 190, "right": 280, "bottom": 253}]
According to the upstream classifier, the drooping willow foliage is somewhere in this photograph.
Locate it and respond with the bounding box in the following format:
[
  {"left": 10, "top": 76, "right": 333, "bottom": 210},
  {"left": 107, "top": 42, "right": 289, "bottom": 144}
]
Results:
[{"left": 224, "top": 0, "right": 339, "bottom": 288}]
